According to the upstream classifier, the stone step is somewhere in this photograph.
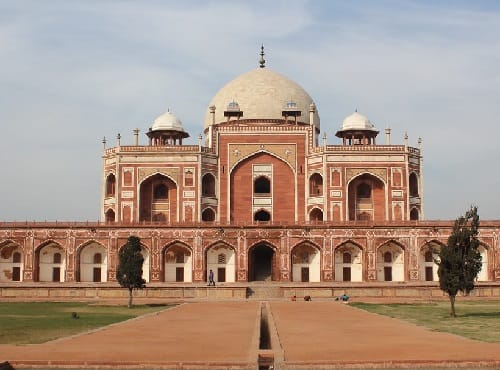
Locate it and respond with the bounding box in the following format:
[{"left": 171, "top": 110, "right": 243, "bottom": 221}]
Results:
[{"left": 247, "top": 286, "right": 282, "bottom": 299}]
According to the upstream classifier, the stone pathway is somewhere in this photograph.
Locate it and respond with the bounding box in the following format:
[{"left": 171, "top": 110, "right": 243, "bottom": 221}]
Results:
[{"left": 1, "top": 300, "right": 500, "bottom": 369}]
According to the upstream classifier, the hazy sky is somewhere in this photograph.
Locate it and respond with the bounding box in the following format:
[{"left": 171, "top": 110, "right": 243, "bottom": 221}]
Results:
[{"left": 1, "top": 0, "right": 499, "bottom": 221}]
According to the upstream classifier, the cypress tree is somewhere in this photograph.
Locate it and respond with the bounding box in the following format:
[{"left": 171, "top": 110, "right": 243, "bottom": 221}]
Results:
[
  {"left": 437, "top": 206, "right": 482, "bottom": 317},
  {"left": 117, "top": 235, "right": 146, "bottom": 308}
]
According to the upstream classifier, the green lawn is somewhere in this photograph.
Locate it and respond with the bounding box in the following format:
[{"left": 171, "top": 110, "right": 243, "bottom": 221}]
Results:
[
  {"left": 351, "top": 300, "right": 500, "bottom": 342},
  {"left": 0, "top": 302, "right": 172, "bottom": 344}
]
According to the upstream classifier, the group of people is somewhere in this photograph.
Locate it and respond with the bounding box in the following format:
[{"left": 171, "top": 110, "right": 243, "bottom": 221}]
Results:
[{"left": 290, "top": 293, "right": 350, "bottom": 303}]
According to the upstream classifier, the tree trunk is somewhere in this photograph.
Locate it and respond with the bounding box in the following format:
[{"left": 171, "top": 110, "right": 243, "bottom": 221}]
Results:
[
  {"left": 449, "top": 294, "right": 456, "bottom": 317},
  {"left": 128, "top": 287, "right": 133, "bottom": 308}
]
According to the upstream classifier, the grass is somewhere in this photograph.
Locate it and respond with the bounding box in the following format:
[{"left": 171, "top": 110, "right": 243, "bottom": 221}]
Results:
[
  {"left": 0, "top": 301, "right": 172, "bottom": 344},
  {"left": 351, "top": 300, "right": 500, "bottom": 342}
]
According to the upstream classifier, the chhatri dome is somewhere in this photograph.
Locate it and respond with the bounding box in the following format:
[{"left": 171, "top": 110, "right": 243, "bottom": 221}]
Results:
[
  {"left": 204, "top": 46, "right": 320, "bottom": 130},
  {"left": 147, "top": 109, "right": 189, "bottom": 145},
  {"left": 151, "top": 109, "right": 187, "bottom": 134},
  {"left": 336, "top": 110, "right": 379, "bottom": 145}
]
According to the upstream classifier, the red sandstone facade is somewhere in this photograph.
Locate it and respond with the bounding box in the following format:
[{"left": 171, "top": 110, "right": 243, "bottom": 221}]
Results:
[{"left": 1, "top": 50, "right": 499, "bottom": 285}]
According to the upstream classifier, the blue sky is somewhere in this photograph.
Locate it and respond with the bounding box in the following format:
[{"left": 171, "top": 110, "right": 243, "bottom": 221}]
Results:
[{"left": 1, "top": 0, "right": 499, "bottom": 221}]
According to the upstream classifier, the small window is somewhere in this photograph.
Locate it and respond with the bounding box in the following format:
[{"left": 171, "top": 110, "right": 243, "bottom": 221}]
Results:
[
  {"left": 13, "top": 252, "right": 21, "bottom": 263},
  {"left": 383, "top": 251, "right": 392, "bottom": 263},
  {"left": 254, "top": 210, "right": 271, "bottom": 221},
  {"left": 184, "top": 170, "right": 194, "bottom": 187},
  {"left": 202, "top": 174, "right": 216, "bottom": 197},
  {"left": 176, "top": 252, "right": 184, "bottom": 264},
  {"left": 105, "top": 174, "right": 116, "bottom": 197},
  {"left": 217, "top": 253, "right": 226, "bottom": 264},
  {"left": 254, "top": 176, "right": 270, "bottom": 194},
  {"left": 410, "top": 208, "right": 419, "bottom": 221},
  {"left": 202, "top": 208, "right": 215, "bottom": 221},
  {"left": 343, "top": 252, "right": 351, "bottom": 264},
  {"left": 105, "top": 209, "right": 115, "bottom": 223},
  {"left": 424, "top": 250, "right": 433, "bottom": 263},
  {"left": 53, "top": 252, "right": 62, "bottom": 264},
  {"left": 309, "top": 173, "right": 323, "bottom": 196},
  {"left": 409, "top": 173, "right": 419, "bottom": 197},
  {"left": 93, "top": 253, "right": 102, "bottom": 264},
  {"left": 154, "top": 184, "right": 168, "bottom": 199},
  {"left": 357, "top": 183, "right": 371, "bottom": 198}
]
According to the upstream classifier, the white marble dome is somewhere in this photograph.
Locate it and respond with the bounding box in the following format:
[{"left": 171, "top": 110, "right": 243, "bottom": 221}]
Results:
[
  {"left": 204, "top": 68, "right": 319, "bottom": 129},
  {"left": 151, "top": 110, "right": 186, "bottom": 133},
  {"left": 340, "top": 111, "right": 377, "bottom": 131}
]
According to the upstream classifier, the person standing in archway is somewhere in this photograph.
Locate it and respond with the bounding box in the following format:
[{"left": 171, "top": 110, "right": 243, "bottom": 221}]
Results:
[{"left": 208, "top": 269, "right": 215, "bottom": 286}]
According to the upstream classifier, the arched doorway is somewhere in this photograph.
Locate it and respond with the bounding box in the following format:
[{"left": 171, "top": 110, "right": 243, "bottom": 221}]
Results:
[
  {"left": 291, "top": 243, "right": 320, "bottom": 282},
  {"left": 377, "top": 241, "right": 405, "bottom": 282},
  {"left": 78, "top": 241, "right": 107, "bottom": 282},
  {"left": 249, "top": 243, "right": 276, "bottom": 281},
  {"left": 334, "top": 242, "right": 363, "bottom": 282},
  {"left": 163, "top": 243, "right": 192, "bottom": 282},
  {"left": 206, "top": 244, "right": 235, "bottom": 283}
]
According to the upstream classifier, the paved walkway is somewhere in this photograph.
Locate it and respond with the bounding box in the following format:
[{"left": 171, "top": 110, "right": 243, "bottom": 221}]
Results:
[{"left": 1, "top": 301, "right": 500, "bottom": 369}]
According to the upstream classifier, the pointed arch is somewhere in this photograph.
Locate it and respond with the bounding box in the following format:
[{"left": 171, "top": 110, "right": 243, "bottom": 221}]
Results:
[
  {"left": 409, "top": 172, "right": 419, "bottom": 197},
  {"left": 419, "top": 240, "right": 444, "bottom": 281},
  {"left": 76, "top": 240, "right": 107, "bottom": 282},
  {"left": 162, "top": 241, "right": 193, "bottom": 282},
  {"left": 254, "top": 209, "right": 271, "bottom": 222},
  {"left": 334, "top": 240, "right": 364, "bottom": 282},
  {"left": 347, "top": 173, "right": 386, "bottom": 222},
  {"left": 35, "top": 240, "right": 65, "bottom": 282},
  {"left": 0, "top": 240, "right": 23, "bottom": 282},
  {"left": 138, "top": 173, "right": 178, "bottom": 223},
  {"left": 105, "top": 172, "right": 116, "bottom": 197},
  {"left": 477, "top": 241, "right": 490, "bottom": 281},
  {"left": 309, "top": 173, "right": 323, "bottom": 196},
  {"left": 105, "top": 208, "right": 115, "bottom": 223},
  {"left": 205, "top": 241, "right": 236, "bottom": 283},
  {"left": 290, "top": 241, "right": 321, "bottom": 282},
  {"left": 376, "top": 240, "right": 405, "bottom": 282},
  {"left": 201, "top": 207, "right": 216, "bottom": 222},
  {"left": 309, "top": 207, "right": 323, "bottom": 222},
  {"left": 248, "top": 240, "right": 278, "bottom": 282},
  {"left": 202, "top": 172, "right": 216, "bottom": 197}
]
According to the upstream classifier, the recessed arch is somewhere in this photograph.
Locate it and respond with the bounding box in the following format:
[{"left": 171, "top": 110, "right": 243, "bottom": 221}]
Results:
[
  {"left": 105, "top": 208, "right": 115, "bottom": 223},
  {"left": 35, "top": 240, "right": 65, "bottom": 282},
  {"left": 254, "top": 176, "right": 271, "bottom": 194},
  {"left": 410, "top": 207, "right": 420, "bottom": 221},
  {"left": 290, "top": 242, "right": 321, "bottom": 282},
  {"left": 409, "top": 172, "right": 419, "bottom": 197},
  {"left": 334, "top": 240, "right": 364, "bottom": 282},
  {"left": 105, "top": 173, "right": 116, "bottom": 197},
  {"left": 202, "top": 173, "right": 216, "bottom": 197},
  {"left": 201, "top": 207, "right": 216, "bottom": 222},
  {"left": 347, "top": 173, "right": 386, "bottom": 221},
  {"left": 309, "top": 173, "right": 323, "bottom": 196},
  {"left": 77, "top": 240, "right": 107, "bottom": 282},
  {"left": 139, "top": 173, "right": 177, "bottom": 222},
  {"left": 0, "top": 240, "right": 23, "bottom": 282},
  {"left": 248, "top": 241, "right": 278, "bottom": 282},
  {"left": 309, "top": 207, "right": 323, "bottom": 222},
  {"left": 477, "top": 242, "right": 490, "bottom": 281},
  {"left": 163, "top": 241, "right": 193, "bottom": 282},
  {"left": 254, "top": 209, "right": 271, "bottom": 222},
  {"left": 205, "top": 241, "right": 236, "bottom": 283},
  {"left": 376, "top": 240, "right": 405, "bottom": 282}
]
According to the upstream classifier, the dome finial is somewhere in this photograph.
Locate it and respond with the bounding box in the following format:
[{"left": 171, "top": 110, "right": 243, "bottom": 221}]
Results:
[{"left": 259, "top": 44, "right": 266, "bottom": 68}]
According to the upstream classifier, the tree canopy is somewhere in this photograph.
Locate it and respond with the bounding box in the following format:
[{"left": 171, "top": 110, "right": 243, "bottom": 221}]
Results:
[
  {"left": 437, "top": 206, "right": 482, "bottom": 317},
  {"left": 116, "top": 235, "right": 146, "bottom": 308}
]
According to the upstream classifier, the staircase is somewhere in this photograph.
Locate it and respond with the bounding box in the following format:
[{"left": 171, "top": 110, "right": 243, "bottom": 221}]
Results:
[{"left": 246, "top": 284, "right": 282, "bottom": 299}]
